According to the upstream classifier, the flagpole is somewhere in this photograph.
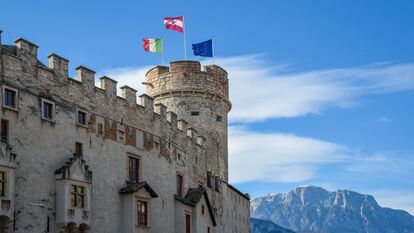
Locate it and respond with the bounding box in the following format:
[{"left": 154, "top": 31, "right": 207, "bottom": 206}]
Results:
[
  {"left": 161, "top": 37, "right": 164, "bottom": 65},
  {"left": 212, "top": 37, "right": 215, "bottom": 65},
  {"left": 183, "top": 15, "right": 187, "bottom": 60}
]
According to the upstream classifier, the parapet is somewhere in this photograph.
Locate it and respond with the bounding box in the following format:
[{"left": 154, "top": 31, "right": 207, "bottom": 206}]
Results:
[
  {"left": 0, "top": 31, "right": 208, "bottom": 151},
  {"left": 144, "top": 61, "right": 230, "bottom": 107}
]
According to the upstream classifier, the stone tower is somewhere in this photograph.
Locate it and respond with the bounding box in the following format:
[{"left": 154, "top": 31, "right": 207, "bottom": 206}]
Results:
[{"left": 145, "top": 60, "right": 231, "bottom": 181}]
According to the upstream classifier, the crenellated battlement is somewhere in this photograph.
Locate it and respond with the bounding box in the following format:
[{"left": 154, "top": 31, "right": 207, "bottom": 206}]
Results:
[
  {"left": 0, "top": 33, "right": 207, "bottom": 149},
  {"left": 145, "top": 61, "right": 230, "bottom": 110}
]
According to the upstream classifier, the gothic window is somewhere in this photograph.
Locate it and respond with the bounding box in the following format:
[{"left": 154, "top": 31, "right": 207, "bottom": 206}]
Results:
[
  {"left": 136, "top": 200, "right": 148, "bottom": 226},
  {"left": 176, "top": 173, "right": 183, "bottom": 197},
  {"left": 1, "top": 120, "right": 8, "bottom": 142},
  {"left": 2, "top": 86, "right": 18, "bottom": 110},
  {"left": 76, "top": 109, "right": 87, "bottom": 126},
  {"left": 0, "top": 171, "right": 5, "bottom": 197},
  {"left": 128, "top": 156, "right": 140, "bottom": 183},
  {"left": 70, "top": 185, "right": 85, "bottom": 208},
  {"left": 41, "top": 99, "right": 55, "bottom": 121}
]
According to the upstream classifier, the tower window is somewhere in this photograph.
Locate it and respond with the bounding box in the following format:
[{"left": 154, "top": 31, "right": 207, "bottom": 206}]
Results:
[
  {"left": 2, "top": 86, "right": 18, "bottom": 110},
  {"left": 191, "top": 111, "right": 199, "bottom": 116},
  {"left": 216, "top": 115, "right": 222, "bottom": 122}
]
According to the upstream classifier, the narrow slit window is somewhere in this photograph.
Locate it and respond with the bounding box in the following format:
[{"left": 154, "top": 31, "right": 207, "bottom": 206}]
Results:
[
  {"left": 191, "top": 111, "right": 199, "bottom": 116},
  {"left": 0, "top": 171, "right": 6, "bottom": 197},
  {"left": 1, "top": 120, "right": 8, "bottom": 142},
  {"left": 176, "top": 173, "right": 183, "bottom": 197},
  {"left": 75, "top": 142, "right": 83, "bottom": 156},
  {"left": 128, "top": 156, "right": 140, "bottom": 183}
]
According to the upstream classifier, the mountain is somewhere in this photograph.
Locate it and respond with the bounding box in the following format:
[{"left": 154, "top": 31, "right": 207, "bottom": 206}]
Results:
[
  {"left": 251, "top": 218, "right": 296, "bottom": 233},
  {"left": 251, "top": 186, "right": 414, "bottom": 233}
]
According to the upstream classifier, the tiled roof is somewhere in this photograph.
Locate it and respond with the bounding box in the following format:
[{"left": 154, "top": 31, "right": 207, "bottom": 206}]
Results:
[
  {"left": 119, "top": 181, "right": 158, "bottom": 198},
  {"left": 175, "top": 187, "right": 217, "bottom": 226}
]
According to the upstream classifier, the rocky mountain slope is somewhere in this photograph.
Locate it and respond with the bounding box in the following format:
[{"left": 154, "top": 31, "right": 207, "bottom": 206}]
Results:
[
  {"left": 251, "top": 186, "right": 414, "bottom": 233},
  {"left": 251, "top": 218, "right": 296, "bottom": 233}
]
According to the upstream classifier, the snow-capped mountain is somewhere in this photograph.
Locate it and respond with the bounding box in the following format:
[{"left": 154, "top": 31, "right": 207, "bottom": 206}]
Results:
[{"left": 251, "top": 186, "right": 414, "bottom": 233}]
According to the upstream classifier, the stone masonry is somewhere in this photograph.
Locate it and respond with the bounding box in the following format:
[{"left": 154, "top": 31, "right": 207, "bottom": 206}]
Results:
[{"left": 0, "top": 30, "right": 250, "bottom": 233}]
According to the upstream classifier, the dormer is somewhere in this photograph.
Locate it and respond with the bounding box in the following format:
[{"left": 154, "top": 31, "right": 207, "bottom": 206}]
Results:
[
  {"left": 0, "top": 140, "right": 17, "bottom": 227},
  {"left": 55, "top": 155, "right": 92, "bottom": 232}
]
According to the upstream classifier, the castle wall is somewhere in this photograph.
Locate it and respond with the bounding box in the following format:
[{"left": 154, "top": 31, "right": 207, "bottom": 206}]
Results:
[{"left": 0, "top": 34, "right": 249, "bottom": 233}]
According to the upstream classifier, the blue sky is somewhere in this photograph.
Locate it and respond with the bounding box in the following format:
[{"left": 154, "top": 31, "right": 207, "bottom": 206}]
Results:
[{"left": 1, "top": 0, "right": 414, "bottom": 213}]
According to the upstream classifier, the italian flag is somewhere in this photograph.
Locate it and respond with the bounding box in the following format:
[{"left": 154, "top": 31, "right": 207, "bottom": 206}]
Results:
[{"left": 143, "top": 38, "right": 163, "bottom": 53}]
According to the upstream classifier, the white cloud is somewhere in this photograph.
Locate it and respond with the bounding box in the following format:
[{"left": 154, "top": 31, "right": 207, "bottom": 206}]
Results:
[
  {"left": 228, "top": 126, "right": 349, "bottom": 183},
  {"left": 214, "top": 56, "right": 414, "bottom": 122}
]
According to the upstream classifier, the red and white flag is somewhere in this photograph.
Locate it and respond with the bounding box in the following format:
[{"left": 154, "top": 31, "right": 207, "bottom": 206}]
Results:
[{"left": 164, "top": 16, "right": 184, "bottom": 33}]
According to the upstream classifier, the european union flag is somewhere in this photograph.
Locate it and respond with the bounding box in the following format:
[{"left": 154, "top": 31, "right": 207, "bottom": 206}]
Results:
[{"left": 192, "top": 39, "right": 213, "bottom": 57}]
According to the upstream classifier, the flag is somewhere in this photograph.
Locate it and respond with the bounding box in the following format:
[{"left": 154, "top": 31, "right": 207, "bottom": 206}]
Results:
[
  {"left": 143, "top": 38, "right": 163, "bottom": 53},
  {"left": 192, "top": 39, "right": 213, "bottom": 57},
  {"left": 164, "top": 16, "right": 184, "bottom": 33}
]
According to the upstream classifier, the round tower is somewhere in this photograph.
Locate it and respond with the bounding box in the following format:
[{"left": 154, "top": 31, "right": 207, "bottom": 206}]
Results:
[{"left": 145, "top": 60, "right": 231, "bottom": 182}]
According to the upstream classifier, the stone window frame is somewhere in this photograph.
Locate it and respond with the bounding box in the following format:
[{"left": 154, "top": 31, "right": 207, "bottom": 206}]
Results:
[
  {"left": 70, "top": 182, "right": 87, "bottom": 209},
  {"left": 176, "top": 172, "right": 184, "bottom": 197},
  {"left": 127, "top": 153, "right": 142, "bottom": 184},
  {"left": 41, "top": 98, "right": 56, "bottom": 122},
  {"left": 76, "top": 108, "right": 88, "bottom": 127},
  {"left": 135, "top": 197, "right": 149, "bottom": 228},
  {"left": 2, "top": 86, "right": 19, "bottom": 111},
  {"left": 185, "top": 211, "right": 192, "bottom": 233}
]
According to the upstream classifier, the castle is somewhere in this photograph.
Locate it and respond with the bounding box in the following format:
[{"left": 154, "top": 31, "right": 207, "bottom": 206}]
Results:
[{"left": 0, "top": 30, "right": 250, "bottom": 233}]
